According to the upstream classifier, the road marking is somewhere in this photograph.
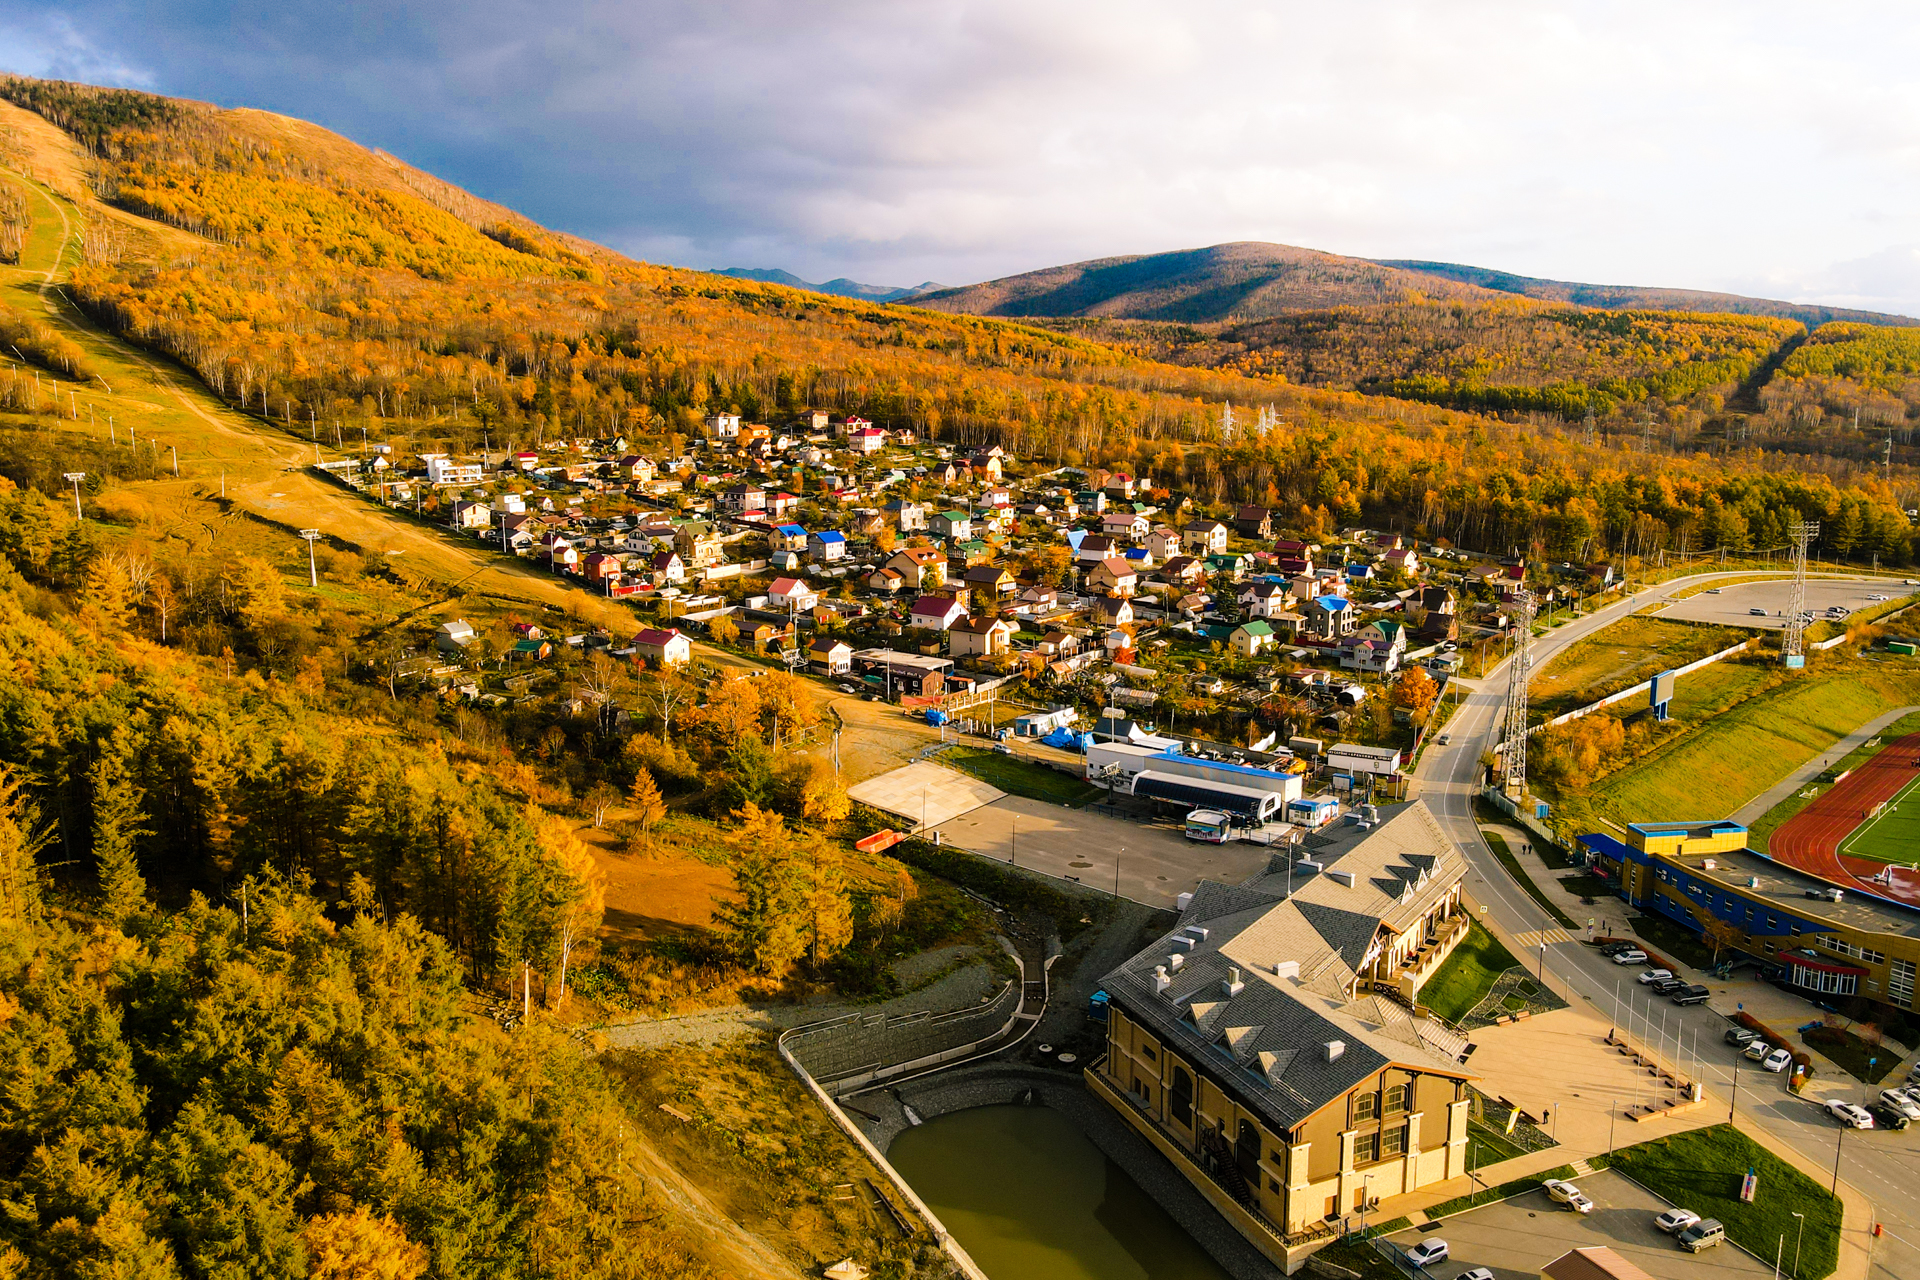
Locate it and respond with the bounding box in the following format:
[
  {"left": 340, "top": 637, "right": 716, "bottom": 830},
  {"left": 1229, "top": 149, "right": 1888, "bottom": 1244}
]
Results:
[{"left": 1512, "top": 928, "right": 1573, "bottom": 947}]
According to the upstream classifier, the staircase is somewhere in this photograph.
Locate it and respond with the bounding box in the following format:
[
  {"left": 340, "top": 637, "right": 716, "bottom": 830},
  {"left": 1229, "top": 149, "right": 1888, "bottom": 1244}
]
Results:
[{"left": 1569, "top": 1159, "right": 1596, "bottom": 1177}]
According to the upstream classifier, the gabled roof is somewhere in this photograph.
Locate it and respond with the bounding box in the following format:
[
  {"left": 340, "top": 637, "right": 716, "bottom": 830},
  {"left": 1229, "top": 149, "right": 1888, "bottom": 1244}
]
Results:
[
  {"left": 951, "top": 615, "right": 1012, "bottom": 635},
  {"left": 768, "top": 577, "right": 811, "bottom": 596},
  {"left": 1314, "top": 596, "right": 1349, "bottom": 613},
  {"left": 633, "top": 627, "right": 684, "bottom": 646},
  {"left": 1235, "top": 620, "right": 1275, "bottom": 636},
  {"left": 1094, "top": 556, "right": 1136, "bottom": 576},
  {"left": 776, "top": 523, "right": 807, "bottom": 536},
  {"left": 910, "top": 595, "right": 966, "bottom": 615},
  {"left": 811, "top": 530, "right": 847, "bottom": 543}
]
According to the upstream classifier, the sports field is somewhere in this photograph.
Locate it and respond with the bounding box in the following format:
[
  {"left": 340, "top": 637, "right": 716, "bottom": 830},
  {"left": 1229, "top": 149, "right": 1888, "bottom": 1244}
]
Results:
[{"left": 1769, "top": 733, "right": 1920, "bottom": 906}]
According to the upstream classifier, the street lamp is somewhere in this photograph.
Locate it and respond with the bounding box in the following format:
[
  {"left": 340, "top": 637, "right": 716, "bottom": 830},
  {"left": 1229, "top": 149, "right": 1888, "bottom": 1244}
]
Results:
[
  {"left": 299, "top": 529, "right": 321, "bottom": 587},
  {"left": 1791, "top": 1210, "right": 1805, "bottom": 1279},
  {"left": 62, "top": 472, "right": 85, "bottom": 519}
]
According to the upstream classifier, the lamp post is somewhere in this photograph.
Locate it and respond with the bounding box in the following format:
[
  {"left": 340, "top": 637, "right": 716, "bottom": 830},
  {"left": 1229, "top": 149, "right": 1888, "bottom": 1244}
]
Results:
[
  {"left": 300, "top": 529, "right": 321, "bottom": 587},
  {"left": 1791, "top": 1210, "right": 1805, "bottom": 1279},
  {"left": 63, "top": 472, "right": 85, "bottom": 519}
]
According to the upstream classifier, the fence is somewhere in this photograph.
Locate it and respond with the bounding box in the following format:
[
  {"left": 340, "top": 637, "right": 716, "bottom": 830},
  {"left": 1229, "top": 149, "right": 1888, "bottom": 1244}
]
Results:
[
  {"left": 783, "top": 979, "right": 1024, "bottom": 1094},
  {"left": 1528, "top": 637, "right": 1753, "bottom": 736}
]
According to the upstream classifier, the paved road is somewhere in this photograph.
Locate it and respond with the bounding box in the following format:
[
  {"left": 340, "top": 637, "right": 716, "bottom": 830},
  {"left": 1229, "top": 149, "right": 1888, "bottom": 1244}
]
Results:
[
  {"left": 1415, "top": 570, "right": 1913, "bottom": 1280},
  {"left": 1656, "top": 576, "right": 1909, "bottom": 630}
]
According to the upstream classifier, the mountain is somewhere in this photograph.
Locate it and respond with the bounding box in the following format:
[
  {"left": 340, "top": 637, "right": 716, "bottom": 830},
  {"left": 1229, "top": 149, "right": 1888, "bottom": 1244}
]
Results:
[
  {"left": 711, "top": 267, "right": 946, "bottom": 302},
  {"left": 912, "top": 240, "right": 1919, "bottom": 328},
  {"left": 911, "top": 242, "right": 1497, "bottom": 322},
  {"left": 1372, "top": 260, "right": 1917, "bottom": 328}
]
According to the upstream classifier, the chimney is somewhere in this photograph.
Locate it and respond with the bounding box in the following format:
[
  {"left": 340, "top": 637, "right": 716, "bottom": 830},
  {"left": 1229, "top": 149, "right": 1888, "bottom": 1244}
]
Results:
[
  {"left": 1273, "top": 960, "right": 1300, "bottom": 980},
  {"left": 1185, "top": 925, "right": 1211, "bottom": 941},
  {"left": 1170, "top": 935, "right": 1195, "bottom": 952},
  {"left": 1168, "top": 953, "right": 1185, "bottom": 971},
  {"left": 1153, "top": 965, "right": 1172, "bottom": 995},
  {"left": 1329, "top": 870, "right": 1356, "bottom": 888},
  {"left": 1223, "top": 967, "right": 1246, "bottom": 997},
  {"left": 1324, "top": 1039, "right": 1346, "bottom": 1063}
]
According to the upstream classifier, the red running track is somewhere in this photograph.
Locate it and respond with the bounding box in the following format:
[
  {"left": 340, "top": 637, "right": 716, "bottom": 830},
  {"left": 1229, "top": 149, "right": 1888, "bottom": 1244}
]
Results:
[{"left": 1768, "top": 733, "right": 1920, "bottom": 906}]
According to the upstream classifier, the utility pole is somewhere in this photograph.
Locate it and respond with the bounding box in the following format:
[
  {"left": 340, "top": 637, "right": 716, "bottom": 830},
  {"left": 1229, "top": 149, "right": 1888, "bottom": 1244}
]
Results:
[
  {"left": 300, "top": 529, "right": 321, "bottom": 587},
  {"left": 63, "top": 471, "right": 85, "bottom": 519},
  {"left": 1783, "top": 521, "right": 1818, "bottom": 669}
]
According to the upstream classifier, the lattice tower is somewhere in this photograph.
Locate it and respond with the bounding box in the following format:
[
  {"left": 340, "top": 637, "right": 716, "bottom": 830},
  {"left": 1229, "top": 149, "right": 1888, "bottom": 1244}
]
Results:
[
  {"left": 1783, "top": 520, "right": 1819, "bottom": 665},
  {"left": 1501, "top": 590, "right": 1536, "bottom": 798}
]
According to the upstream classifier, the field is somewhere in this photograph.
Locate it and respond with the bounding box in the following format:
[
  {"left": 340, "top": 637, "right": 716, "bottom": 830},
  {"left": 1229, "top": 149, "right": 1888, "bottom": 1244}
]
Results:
[
  {"left": 1766, "top": 732, "right": 1920, "bottom": 905},
  {"left": 1747, "top": 709, "right": 1920, "bottom": 850},
  {"left": 942, "top": 745, "right": 1102, "bottom": 806},
  {"left": 1540, "top": 654, "right": 1920, "bottom": 835},
  {"left": 1838, "top": 770, "right": 1920, "bottom": 862},
  {"left": 1529, "top": 616, "right": 1746, "bottom": 717},
  {"left": 1420, "top": 919, "right": 1521, "bottom": 1023}
]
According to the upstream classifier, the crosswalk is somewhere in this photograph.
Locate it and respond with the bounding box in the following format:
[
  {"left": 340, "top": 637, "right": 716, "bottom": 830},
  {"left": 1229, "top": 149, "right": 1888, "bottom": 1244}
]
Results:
[{"left": 1511, "top": 927, "right": 1574, "bottom": 948}]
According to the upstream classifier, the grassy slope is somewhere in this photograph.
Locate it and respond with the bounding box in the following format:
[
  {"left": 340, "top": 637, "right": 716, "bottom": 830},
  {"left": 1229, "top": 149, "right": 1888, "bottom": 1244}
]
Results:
[
  {"left": 1419, "top": 919, "right": 1520, "bottom": 1023},
  {"left": 1530, "top": 616, "right": 1746, "bottom": 718}
]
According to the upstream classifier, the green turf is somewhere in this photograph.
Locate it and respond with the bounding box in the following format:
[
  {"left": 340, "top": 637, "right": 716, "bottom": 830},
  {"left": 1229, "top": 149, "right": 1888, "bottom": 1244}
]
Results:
[
  {"left": 1747, "top": 710, "right": 1920, "bottom": 853},
  {"left": 1606, "top": 1124, "right": 1842, "bottom": 1279},
  {"left": 941, "top": 746, "right": 1102, "bottom": 807},
  {"left": 1836, "top": 771, "right": 1920, "bottom": 864},
  {"left": 1418, "top": 919, "right": 1521, "bottom": 1023}
]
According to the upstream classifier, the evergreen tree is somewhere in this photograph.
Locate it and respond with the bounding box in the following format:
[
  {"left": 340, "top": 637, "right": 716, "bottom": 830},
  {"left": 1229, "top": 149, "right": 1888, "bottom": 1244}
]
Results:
[{"left": 90, "top": 747, "right": 150, "bottom": 923}]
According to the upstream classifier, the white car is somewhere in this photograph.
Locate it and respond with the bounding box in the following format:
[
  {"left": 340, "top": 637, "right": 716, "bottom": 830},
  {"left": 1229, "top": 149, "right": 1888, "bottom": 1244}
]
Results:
[
  {"left": 1459, "top": 1270, "right": 1494, "bottom": 1280},
  {"left": 1761, "top": 1047, "right": 1793, "bottom": 1073},
  {"left": 1655, "top": 1208, "right": 1702, "bottom": 1234},
  {"left": 1868, "top": 594, "right": 1890, "bottom": 602},
  {"left": 1543, "top": 1179, "right": 1585, "bottom": 1205},
  {"left": 1404, "top": 1239, "right": 1449, "bottom": 1269},
  {"left": 1824, "top": 1100, "right": 1874, "bottom": 1129},
  {"left": 1565, "top": 1190, "right": 1595, "bottom": 1214},
  {"left": 1743, "top": 1038, "right": 1774, "bottom": 1061},
  {"left": 1881, "top": 1088, "right": 1920, "bottom": 1119},
  {"left": 1705, "top": 587, "right": 1722, "bottom": 594},
  {"left": 1611, "top": 949, "right": 1649, "bottom": 965},
  {"left": 1637, "top": 968, "right": 1674, "bottom": 984}
]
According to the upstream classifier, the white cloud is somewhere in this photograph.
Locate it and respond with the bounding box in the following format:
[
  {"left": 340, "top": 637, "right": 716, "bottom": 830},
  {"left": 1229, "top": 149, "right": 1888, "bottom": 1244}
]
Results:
[{"left": 4, "top": 0, "right": 1918, "bottom": 312}]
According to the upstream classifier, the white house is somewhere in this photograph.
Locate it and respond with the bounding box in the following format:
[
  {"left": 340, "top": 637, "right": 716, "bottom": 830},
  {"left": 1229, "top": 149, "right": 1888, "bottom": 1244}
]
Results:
[
  {"left": 1182, "top": 519, "right": 1230, "bottom": 555},
  {"left": 424, "top": 455, "right": 483, "bottom": 486},
  {"left": 632, "top": 627, "right": 692, "bottom": 667},
  {"left": 767, "top": 576, "right": 820, "bottom": 612},
  {"left": 948, "top": 615, "right": 1015, "bottom": 658},
  {"left": 910, "top": 595, "right": 969, "bottom": 631},
  {"left": 450, "top": 500, "right": 492, "bottom": 530},
  {"left": 809, "top": 530, "right": 849, "bottom": 562},
  {"left": 1230, "top": 620, "right": 1276, "bottom": 657}
]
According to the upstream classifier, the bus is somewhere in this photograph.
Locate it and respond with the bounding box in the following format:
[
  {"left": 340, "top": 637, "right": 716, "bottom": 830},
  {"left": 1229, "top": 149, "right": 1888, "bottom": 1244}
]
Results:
[{"left": 1184, "top": 809, "right": 1235, "bottom": 843}]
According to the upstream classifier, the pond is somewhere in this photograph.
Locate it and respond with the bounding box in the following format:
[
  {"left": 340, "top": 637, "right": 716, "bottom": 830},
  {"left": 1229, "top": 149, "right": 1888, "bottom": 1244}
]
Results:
[{"left": 886, "top": 1103, "right": 1231, "bottom": 1280}]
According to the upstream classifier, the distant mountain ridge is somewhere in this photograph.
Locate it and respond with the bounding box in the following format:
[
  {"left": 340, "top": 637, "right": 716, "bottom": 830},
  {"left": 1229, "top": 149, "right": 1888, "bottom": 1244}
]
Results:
[
  {"left": 711, "top": 267, "right": 946, "bottom": 303},
  {"left": 909, "top": 241, "right": 1917, "bottom": 327},
  {"left": 1371, "top": 259, "right": 1916, "bottom": 328}
]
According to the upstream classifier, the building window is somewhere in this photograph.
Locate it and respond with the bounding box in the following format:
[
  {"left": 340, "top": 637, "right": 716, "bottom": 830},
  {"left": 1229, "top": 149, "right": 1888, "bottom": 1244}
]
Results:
[
  {"left": 1354, "top": 1132, "right": 1378, "bottom": 1165},
  {"left": 1170, "top": 1067, "right": 1194, "bottom": 1126},
  {"left": 1269, "top": 1177, "right": 1281, "bottom": 1193},
  {"left": 1382, "top": 1126, "right": 1407, "bottom": 1157},
  {"left": 1141, "top": 1043, "right": 1158, "bottom": 1063},
  {"left": 1383, "top": 1084, "right": 1407, "bottom": 1115},
  {"left": 1745, "top": 907, "right": 1754, "bottom": 923},
  {"left": 1766, "top": 915, "right": 1778, "bottom": 929},
  {"left": 1353, "top": 1093, "right": 1377, "bottom": 1123},
  {"left": 1891, "top": 959, "right": 1917, "bottom": 1005}
]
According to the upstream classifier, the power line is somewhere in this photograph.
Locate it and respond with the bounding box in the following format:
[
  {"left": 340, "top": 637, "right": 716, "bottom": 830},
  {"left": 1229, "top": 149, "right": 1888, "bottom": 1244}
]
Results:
[
  {"left": 1501, "top": 589, "right": 1536, "bottom": 800},
  {"left": 1782, "top": 520, "right": 1819, "bottom": 669}
]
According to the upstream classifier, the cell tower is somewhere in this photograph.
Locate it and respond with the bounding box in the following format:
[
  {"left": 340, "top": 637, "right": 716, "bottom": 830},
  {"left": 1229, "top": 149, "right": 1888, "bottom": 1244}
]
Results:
[
  {"left": 1782, "top": 520, "right": 1819, "bottom": 668},
  {"left": 1219, "top": 402, "right": 1237, "bottom": 442},
  {"left": 1501, "top": 590, "right": 1536, "bottom": 800}
]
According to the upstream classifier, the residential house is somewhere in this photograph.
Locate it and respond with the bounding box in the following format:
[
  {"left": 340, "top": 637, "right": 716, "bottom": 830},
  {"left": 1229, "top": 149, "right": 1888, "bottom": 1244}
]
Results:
[
  {"left": 964, "top": 563, "right": 1016, "bottom": 596},
  {"left": 885, "top": 499, "right": 927, "bottom": 531},
  {"left": 435, "top": 619, "right": 477, "bottom": 655},
  {"left": 850, "top": 426, "right": 889, "bottom": 454},
  {"left": 1235, "top": 505, "right": 1273, "bottom": 538},
  {"left": 867, "top": 566, "right": 907, "bottom": 594},
  {"left": 1018, "top": 584, "right": 1059, "bottom": 613},
  {"left": 1104, "top": 473, "right": 1139, "bottom": 499},
  {"left": 968, "top": 451, "right": 1004, "bottom": 481},
  {"left": 766, "top": 491, "right": 801, "bottom": 518},
  {"left": 424, "top": 455, "right": 483, "bottom": 486},
  {"left": 1382, "top": 547, "right": 1421, "bottom": 577},
  {"left": 538, "top": 533, "right": 579, "bottom": 572},
  {"left": 1306, "top": 595, "right": 1355, "bottom": 640},
  {"left": 773, "top": 523, "right": 809, "bottom": 552},
  {"left": 510, "top": 637, "right": 553, "bottom": 661},
  {"left": 1339, "top": 635, "right": 1400, "bottom": 674},
  {"left": 1240, "top": 580, "right": 1290, "bottom": 619},
  {"left": 1095, "top": 595, "right": 1135, "bottom": 628},
  {"left": 1037, "top": 629, "right": 1083, "bottom": 658},
  {"left": 1093, "top": 803, "right": 1473, "bottom": 1272},
  {"left": 847, "top": 508, "right": 886, "bottom": 538},
  {"left": 1205, "top": 552, "right": 1251, "bottom": 582},
  {"left": 1230, "top": 619, "right": 1275, "bottom": 657},
  {"left": 1086, "top": 557, "right": 1140, "bottom": 597},
  {"left": 949, "top": 540, "right": 994, "bottom": 568},
  {"left": 1160, "top": 555, "right": 1205, "bottom": 588},
  {"left": 910, "top": 595, "right": 969, "bottom": 631},
  {"left": 632, "top": 627, "right": 692, "bottom": 667},
  {"left": 616, "top": 455, "right": 656, "bottom": 483},
  {"left": 1358, "top": 619, "right": 1407, "bottom": 654},
  {"left": 747, "top": 621, "right": 793, "bottom": 653},
  {"left": 929, "top": 461, "right": 962, "bottom": 485},
  {"left": 1413, "top": 586, "right": 1457, "bottom": 642},
  {"left": 1075, "top": 533, "right": 1120, "bottom": 564},
  {"left": 674, "top": 521, "right": 723, "bottom": 568},
  {"left": 1145, "top": 526, "right": 1183, "bottom": 561},
  {"left": 704, "top": 412, "right": 743, "bottom": 439},
  {"left": 648, "top": 550, "right": 686, "bottom": 585},
  {"left": 512, "top": 451, "right": 540, "bottom": 471},
  {"left": 981, "top": 485, "right": 1013, "bottom": 509},
  {"left": 930, "top": 509, "right": 974, "bottom": 541},
  {"left": 1076, "top": 488, "right": 1108, "bottom": 515},
  {"left": 809, "top": 636, "right": 854, "bottom": 676},
  {"left": 1183, "top": 519, "right": 1231, "bottom": 555},
  {"left": 1102, "top": 510, "right": 1150, "bottom": 540},
  {"left": 582, "top": 551, "right": 622, "bottom": 585},
  {"left": 949, "top": 615, "right": 1016, "bottom": 659},
  {"left": 887, "top": 546, "right": 947, "bottom": 589},
  {"left": 767, "top": 576, "right": 820, "bottom": 612},
  {"left": 808, "top": 530, "right": 849, "bottom": 562},
  {"left": 450, "top": 500, "right": 493, "bottom": 530}
]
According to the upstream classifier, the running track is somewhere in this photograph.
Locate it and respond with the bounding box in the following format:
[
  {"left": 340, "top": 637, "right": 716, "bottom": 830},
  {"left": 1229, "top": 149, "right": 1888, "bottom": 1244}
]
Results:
[{"left": 1769, "top": 733, "right": 1920, "bottom": 906}]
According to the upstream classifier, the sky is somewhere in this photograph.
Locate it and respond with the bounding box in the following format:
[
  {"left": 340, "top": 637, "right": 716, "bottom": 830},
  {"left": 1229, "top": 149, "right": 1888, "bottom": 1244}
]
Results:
[{"left": 5, "top": 1, "right": 1919, "bottom": 314}]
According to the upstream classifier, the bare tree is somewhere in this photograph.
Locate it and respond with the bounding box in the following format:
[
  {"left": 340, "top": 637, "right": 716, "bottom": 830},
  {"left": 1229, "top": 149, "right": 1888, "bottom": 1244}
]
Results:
[{"left": 644, "top": 667, "right": 692, "bottom": 739}]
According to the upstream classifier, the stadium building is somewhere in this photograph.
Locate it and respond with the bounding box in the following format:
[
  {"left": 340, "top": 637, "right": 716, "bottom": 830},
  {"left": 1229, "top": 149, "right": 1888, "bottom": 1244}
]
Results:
[{"left": 1576, "top": 821, "right": 1920, "bottom": 1015}]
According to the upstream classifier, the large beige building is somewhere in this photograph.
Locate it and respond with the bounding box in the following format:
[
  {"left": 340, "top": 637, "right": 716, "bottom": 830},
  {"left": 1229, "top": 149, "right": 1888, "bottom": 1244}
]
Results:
[{"left": 1092, "top": 802, "right": 1475, "bottom": 1273}]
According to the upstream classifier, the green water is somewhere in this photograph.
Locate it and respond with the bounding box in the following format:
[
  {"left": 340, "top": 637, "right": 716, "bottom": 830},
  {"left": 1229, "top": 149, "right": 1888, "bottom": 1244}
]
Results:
[{"left": 886, "top": 1104, "right": 1232, "bottom": 1280}]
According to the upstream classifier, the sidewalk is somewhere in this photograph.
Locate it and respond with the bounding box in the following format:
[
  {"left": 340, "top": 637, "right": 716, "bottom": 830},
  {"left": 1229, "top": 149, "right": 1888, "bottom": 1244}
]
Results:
[{"left": 1731, "top": 705, "right": 1920, "bottom": 828}]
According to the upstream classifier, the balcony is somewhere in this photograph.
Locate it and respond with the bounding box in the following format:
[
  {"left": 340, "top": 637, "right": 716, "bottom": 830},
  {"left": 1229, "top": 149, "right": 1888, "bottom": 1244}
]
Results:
[{"left": 1395, "top": 914, "right": 1469, "bottom": 1000}]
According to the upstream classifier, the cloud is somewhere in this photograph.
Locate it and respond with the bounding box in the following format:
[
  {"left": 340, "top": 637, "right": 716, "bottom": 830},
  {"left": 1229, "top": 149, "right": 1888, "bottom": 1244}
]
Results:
[{"left": 1, "top": 1, "right": 1917, "bottom": 312}]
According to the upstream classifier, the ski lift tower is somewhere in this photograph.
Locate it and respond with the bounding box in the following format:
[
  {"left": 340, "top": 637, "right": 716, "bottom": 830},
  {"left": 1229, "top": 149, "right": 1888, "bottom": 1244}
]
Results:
[
  {"left": 1782, "top": 520, "right": 1819, "bottom": 669},
  {"left": 1501, "top": 589, "right": 1536, "bottom": 800}
]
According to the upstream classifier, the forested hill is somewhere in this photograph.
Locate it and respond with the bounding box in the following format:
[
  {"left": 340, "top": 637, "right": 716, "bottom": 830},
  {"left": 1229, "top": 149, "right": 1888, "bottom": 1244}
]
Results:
[
  {"left": 1374, "top": 259, "right": 1917, "bottom": 329},
  {"left": 711, "top": 267, "right": 946, "bottom": 302}
]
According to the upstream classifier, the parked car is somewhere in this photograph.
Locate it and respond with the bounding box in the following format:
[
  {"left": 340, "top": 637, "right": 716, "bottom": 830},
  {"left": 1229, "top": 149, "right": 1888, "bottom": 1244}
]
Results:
[
  {"left": 1867, "top": 1103, "right": 1911, "bottom": 1132},
  {"left": 1637, "top": 968, "right": 1674, "bottom": 984},
  {"left": 1762, "top": 1047, "right": 1793, "bottom": 1072},
  {"left": 1648, "top": 977, "right": 1687, "bottom": 995},
  {"left": 1458, "top": 1270, "right": 1494, "bottom": 1280},
  {"left": 1678, "top": 1219, "right": 1726, "bottom": 1253},
  {"left": 1823, "top": 1100, "right": 1874, "bottom": 1129},
  {"left": 1543, "top": 1179, "right": 1582, "bottom": 1204},
  {"left": 1404, "top": 1239, "right": 1450, "bottom": 1269},
  {"left": 1743, "top": 1038, "right": 1774, "bottom": 1061},
  {"left": 1672, "top": 984, "right": 1711, "bottom": 1006},
  {"left": 1724, "top": 1028, "right": 1760, "bottom": 1047},
  {"left": 1654, "top": 1207, "right": 1701, "bottom": 1234},
  {"left": 1611, "top": 949, "right": 1649, "bottom": 965},
  {"left": 1880, "top": 1089, "right": 1920, "bottom": 1120}
]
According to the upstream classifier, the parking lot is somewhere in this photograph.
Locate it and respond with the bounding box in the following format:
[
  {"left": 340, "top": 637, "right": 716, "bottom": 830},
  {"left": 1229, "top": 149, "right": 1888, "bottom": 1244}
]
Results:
[
  {"left": 1386, "top": 1170, "right": 1773, "bottom": 1280},
  {"left": 1655, "top": 578, "right": 1911, "bottom": 631}
]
